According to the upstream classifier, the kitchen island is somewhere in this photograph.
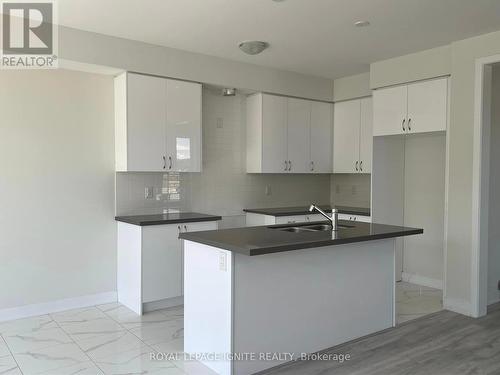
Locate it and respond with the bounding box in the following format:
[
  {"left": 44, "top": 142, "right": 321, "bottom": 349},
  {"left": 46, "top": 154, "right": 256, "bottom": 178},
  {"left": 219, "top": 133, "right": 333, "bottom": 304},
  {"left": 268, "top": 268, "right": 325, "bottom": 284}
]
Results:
[{"left": 179, "top": 220, "right": 423, "bottom": 375}]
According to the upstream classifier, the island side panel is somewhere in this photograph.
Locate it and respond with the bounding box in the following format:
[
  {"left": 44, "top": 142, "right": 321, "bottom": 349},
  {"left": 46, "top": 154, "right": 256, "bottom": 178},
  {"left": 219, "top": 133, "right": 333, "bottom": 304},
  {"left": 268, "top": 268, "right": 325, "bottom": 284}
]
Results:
[
  {"left": 184, "top": 240, "right": 233, "bottom": 375},
  {"left": 233, "top": 239, "right": 396, "bottom": 375}
]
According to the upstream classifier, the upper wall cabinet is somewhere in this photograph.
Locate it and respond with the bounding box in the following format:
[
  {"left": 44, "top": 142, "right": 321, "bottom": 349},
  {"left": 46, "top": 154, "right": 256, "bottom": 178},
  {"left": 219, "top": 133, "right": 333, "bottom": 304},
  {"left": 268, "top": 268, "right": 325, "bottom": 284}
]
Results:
[
  {"left": 333, "top": 97, "right": 373, "bottom": 174},
  {"left": 246, "top": 93, "right": 332, "bottom": 174},
  {"left": 373, "top": 77, "right": 448, "bottom": 137},
  {"left": 115, "top": 72, "right": 202, "bottom": 172}
]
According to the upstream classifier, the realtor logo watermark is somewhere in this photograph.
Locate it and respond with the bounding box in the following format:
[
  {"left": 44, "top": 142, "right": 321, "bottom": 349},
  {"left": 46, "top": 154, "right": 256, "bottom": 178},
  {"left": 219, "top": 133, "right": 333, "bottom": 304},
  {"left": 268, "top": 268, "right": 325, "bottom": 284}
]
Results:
[{"left": 1, "top": 0, "right": 58, "bottom": 68}]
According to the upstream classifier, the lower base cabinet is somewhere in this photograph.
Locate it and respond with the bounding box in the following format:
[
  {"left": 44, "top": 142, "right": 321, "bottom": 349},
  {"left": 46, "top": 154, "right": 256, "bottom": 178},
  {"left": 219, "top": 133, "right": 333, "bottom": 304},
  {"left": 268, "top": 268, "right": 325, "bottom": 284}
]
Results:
[{"left": 117, "top": 220, "right": 218, "bottom": 315}]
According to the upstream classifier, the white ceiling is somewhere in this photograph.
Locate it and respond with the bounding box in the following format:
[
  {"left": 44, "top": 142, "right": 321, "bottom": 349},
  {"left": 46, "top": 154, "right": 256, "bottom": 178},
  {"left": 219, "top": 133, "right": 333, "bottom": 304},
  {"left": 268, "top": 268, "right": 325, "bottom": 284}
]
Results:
[{"left": 58, "top": 0, "right": 500, "bottom": 79}]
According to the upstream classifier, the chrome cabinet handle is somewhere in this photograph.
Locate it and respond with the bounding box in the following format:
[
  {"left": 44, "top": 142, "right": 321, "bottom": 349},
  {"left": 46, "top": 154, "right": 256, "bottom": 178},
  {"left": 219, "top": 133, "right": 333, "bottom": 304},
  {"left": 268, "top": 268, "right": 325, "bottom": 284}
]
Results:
[
  {"left": 168, "top": 156, "right": 173, "bottom": 170},
  {"left": 360, "top": 161, "right": 363, "bottom": 172},
  {"left": 163, "top": 156, "right": 167, "bottom": 170},
  {"left": 402, "top": 118, "right": 406, "bottom": 132},
  {"left": 284, "top": 160, "right": 288, "bottom": 171},
  {"left": 355, "top": 161, "right": 359, "bottom": 172},
  {"left": 408, "top": 118, "right": 412, "bottom": 131}
]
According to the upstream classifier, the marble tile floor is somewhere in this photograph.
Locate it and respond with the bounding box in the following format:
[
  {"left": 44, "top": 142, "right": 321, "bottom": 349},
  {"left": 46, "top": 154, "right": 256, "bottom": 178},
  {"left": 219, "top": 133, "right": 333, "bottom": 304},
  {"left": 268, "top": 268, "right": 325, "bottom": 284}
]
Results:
[
  {"left": 0, "top": 304, "right": 216, "bottom": 375},
  {"left": 396, "top": 281, "right": 443, "bottom": 324}
]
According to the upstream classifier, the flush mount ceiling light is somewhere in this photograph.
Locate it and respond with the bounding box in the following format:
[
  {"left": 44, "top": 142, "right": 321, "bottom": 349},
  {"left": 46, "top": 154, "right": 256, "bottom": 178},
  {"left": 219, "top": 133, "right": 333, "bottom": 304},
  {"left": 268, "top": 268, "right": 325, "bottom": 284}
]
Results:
[
  {"left": 238, "top": 41, "right": 269, "bottom": 55},
  {"left": 354, "top": 20, "right": 370, "bottom": 27},
  {"left": 222, "top": 88, "right": 236, "bottom": 96}
]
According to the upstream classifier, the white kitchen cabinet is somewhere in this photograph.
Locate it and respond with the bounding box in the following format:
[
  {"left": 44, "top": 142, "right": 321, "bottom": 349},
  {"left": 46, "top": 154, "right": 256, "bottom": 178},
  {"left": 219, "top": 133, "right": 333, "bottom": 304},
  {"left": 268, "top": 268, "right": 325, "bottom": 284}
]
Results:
[
  {"left": 373, "top": 85, "right": 407, "bottom": 137},
  {"left": 310, "top": 101, "right": 333, "bottom": 173},
  {"left": 117, "top": 220, "right": 218, "bottom": 315},
  {"left": 333, "top": 97, "right": 372, "bottom": 173},
  {"left": 115, "top": 72, "right": 202, "bottom": 172},
  {"left": 115, "top": 73, "right": 167, "bottom": 172},
  {"left": 359, "top": 97, "right": 373, "bottom": 173},
  {"left": 165, "top": 79, "right": 202, "bottom": 172},
  {"left": 407, "top": 78, "right": 448, "bottom": 134},
  {"left": 287, "top": 98, "right": 311, "bottom": 173},
  {"left": 373, "top": 77, "right": 448, "bottom": 136},
  {"left": 246, "top": 93, "right": 333, "bottom": 174},
  {"left": 334, "top": 100, "right": 360, "bottom": 173},
  {"left": 142, "top": 224, "right": 182, "bottom": 303}
]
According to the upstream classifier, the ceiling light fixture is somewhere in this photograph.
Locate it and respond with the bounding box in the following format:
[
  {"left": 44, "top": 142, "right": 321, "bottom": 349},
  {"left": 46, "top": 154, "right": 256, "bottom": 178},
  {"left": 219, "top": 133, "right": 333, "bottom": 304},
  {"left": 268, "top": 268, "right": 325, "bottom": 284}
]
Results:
[
  {"left": 238, "top": 41, "right": 269, "bottom": 55},
  {"left": 222, "top": 88, "right": 236, "bottom": 96},
  {"left": 354, "top": 20, "right": 370, "bottom": 27}
]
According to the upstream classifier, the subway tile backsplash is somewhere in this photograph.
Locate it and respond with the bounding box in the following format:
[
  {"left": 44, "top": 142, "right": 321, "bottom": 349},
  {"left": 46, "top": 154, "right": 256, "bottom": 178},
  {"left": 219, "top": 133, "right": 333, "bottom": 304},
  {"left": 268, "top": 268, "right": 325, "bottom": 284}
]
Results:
[{"left": 115, "top": 88, "right": 370, "bottom": 221}]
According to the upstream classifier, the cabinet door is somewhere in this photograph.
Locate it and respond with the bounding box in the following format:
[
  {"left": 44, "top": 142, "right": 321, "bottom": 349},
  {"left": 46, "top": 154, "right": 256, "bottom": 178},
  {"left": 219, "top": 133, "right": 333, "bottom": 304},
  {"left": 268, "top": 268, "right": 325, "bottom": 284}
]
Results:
[
  {"left": 407, "top": 78, "right": 448, "bottom": 134},
  {"left": 287, "top": 98, "right": 311, "bottom": 173},
  {"left": 166, "top": 79, "right": 202, "bottom": 172},
  {"left": 373, "top": 85, "right": 407, "bottom": 136},
  {"left": 142, "top": 224, "right": 182, "bottom": 303},
  {"left": 310, "top": 101, "right": 333, "bottom": 173},
  {"left": 359, "top": 97, "right": 373, "bottom": 173},
  {"left": 127, "top": 73, "right": 167, "bottom": 171},
  {"left": 262, "top": 94, "right": 288, "bottom": 173},
  {"left": 333, "top": 100, "right": 360, "bottom": 173}
]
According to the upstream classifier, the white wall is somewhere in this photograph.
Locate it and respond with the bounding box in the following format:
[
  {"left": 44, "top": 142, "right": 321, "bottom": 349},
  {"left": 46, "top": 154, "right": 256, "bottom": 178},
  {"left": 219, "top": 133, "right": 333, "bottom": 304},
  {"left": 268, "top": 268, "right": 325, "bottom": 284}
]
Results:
[
  {"left": 59, "top": 26, "right": 334, "bottom": 102},
  {"left": 333, "top": 72, "right": 371, "bottom": 102},
  {"left": 0, "top": 70, "right": 116, "bottom": 311},
  {"left": 488, "top": 65, "right": 500, "bottom": 304},
  {"left": 370, "top": 45, "right": 451, "bottom": 89}
]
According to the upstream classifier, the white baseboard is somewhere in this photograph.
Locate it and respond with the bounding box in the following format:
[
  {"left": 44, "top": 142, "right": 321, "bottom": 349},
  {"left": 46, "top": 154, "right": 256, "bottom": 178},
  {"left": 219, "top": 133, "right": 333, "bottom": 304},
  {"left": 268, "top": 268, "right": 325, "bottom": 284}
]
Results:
[
  {"left": 488, "top": 296, "right": 500, "bottom": 306},
  {"left": 143, "top": 296, "right": 183, "bottom": 313},
  {"left": 401, "top": 272, "right": 443, "bottom": 290},
  {"left": 443, "top": 297, "right": 474, "bottom": 317},
  {"left": 0, "top": 291, "right": 117, "bottom": 322}
]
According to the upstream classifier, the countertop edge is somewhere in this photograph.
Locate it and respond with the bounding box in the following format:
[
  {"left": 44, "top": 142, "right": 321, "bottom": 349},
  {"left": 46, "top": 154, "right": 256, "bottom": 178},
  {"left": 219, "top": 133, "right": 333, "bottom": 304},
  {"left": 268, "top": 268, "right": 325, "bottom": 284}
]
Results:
[
  {"left": 115, "top": 215, "right": 222, "bottom": 226},
  {"left": 180, "top": 228, "right": 423, "bottom": 256},
  {"left": 243, "top": 207, "right": 371, "bottom": 217}
]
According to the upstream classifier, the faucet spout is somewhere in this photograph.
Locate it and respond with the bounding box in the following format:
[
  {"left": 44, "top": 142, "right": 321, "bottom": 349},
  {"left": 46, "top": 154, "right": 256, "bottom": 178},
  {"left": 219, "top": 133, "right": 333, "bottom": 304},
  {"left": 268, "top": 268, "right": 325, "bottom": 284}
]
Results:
[{"left": 309, "top": 204, "right": 338, "bottom": 230}]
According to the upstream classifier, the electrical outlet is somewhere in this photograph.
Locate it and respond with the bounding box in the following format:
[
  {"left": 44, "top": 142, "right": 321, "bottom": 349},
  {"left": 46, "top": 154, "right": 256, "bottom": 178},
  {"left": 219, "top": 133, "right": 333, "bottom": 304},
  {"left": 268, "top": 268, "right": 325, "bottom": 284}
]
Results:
[
  {"left": 351, "top": 185, "right": 357, "bottom": 195},
  {"left": 216, "top": 117, "right": 224, "bottom": 129},
  {"left": 219, "top": 251, "right": 227, "bottom": 272},
  {"left": 144, "top": 187, "right": 154, "bottom": 199},
  {"left": 265, "top": 185, "right": 272, "bottom": 196}
]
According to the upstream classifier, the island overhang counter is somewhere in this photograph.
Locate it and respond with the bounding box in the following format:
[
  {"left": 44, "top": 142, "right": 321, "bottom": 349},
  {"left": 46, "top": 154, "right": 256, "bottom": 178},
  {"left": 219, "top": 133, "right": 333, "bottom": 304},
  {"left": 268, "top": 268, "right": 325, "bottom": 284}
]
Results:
[{"left": 179, "top": 221, "right": 423, "bottom": 375}]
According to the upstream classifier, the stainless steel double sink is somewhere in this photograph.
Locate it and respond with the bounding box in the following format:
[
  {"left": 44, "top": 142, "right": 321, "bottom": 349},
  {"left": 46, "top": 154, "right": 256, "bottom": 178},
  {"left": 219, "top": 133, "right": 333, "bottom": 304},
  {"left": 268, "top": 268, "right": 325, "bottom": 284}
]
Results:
[{"left": 270, "top": 223, "right": 353, "bottom": 233}]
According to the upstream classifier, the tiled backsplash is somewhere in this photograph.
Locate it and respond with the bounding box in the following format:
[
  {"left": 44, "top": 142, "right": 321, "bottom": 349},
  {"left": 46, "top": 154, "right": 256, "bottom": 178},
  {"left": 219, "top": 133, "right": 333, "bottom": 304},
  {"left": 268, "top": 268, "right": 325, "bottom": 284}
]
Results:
[
  {"left": 330, "top": 173, "right": 371, "bottom": 208},
  {"left": 115, "top": 89, "right": 333, "bottom": 226}
]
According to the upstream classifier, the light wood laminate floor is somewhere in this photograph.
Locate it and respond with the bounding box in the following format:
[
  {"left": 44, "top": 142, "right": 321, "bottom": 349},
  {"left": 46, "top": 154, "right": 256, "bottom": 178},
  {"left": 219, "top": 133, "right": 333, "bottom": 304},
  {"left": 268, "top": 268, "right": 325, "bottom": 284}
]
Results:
[{"left": 263, "top": 303, "right": 500, "bottom": 375}]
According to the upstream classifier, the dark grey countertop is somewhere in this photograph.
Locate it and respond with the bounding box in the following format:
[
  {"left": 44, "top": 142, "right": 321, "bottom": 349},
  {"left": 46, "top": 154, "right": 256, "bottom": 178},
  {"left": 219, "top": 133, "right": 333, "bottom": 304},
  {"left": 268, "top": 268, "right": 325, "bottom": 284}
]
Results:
[
  {"left": 243, "top": 205, "right": 371, "bottom": 217},
  {"left": 179, "top": 220, "right": 422, "bottom": 256},
  {"left": 115, "top": 212, "right": 222, "bottom": 226}
]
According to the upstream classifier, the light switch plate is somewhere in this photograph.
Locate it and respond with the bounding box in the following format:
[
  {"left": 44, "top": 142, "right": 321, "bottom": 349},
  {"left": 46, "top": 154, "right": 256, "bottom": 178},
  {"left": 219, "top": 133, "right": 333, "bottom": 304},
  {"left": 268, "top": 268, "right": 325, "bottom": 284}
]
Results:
[{"left": 219, "top": 251, "right": 227, "bottom": 272}]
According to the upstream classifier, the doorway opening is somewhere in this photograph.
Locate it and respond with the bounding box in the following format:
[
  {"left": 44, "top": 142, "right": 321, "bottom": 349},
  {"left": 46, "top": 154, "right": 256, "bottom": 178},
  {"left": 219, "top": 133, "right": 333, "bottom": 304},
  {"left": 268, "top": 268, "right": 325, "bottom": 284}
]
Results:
[{"left": 473, "top": 57, "right": 500, "bottom": 317}]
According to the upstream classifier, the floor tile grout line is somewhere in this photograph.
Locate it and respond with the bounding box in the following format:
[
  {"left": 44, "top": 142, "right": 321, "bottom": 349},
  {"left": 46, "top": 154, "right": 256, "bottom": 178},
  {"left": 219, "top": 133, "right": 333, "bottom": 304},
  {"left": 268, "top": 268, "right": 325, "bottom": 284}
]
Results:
[
  {"left": 1, "top": 334, "right": 24, "bottom": 375},
  {"left": 98, "top": 304, "right": 189, "bottom": 374},
  {"left": 49, "top": 310, "right": 107, "bottom": 375}
]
